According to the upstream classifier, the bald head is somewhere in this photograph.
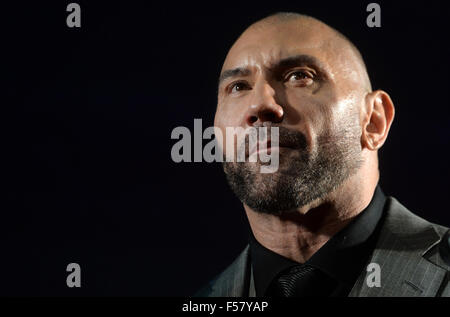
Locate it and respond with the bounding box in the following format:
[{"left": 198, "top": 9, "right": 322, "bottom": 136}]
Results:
[
  {"left": 224, "top": 12, "right": 372, "bottom": 94},
  {"left": 258, "top": 13, "right": 371, "bottom": 89}
]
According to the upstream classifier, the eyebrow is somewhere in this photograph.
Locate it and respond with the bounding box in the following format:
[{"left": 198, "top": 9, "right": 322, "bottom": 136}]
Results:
[
  {"left": 218, "top": 54, "right": 327, "bottom": 87},
  {"left": 274, "top": 54, "right": 326, "bottom": 73},
  {"left": 218, "top": 67, "right": 252, "bottom": 87}
]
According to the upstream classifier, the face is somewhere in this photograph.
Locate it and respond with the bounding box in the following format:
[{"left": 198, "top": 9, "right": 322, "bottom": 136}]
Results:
[{"left": 214, "top": 19, "right": 366, "bottom": 215}]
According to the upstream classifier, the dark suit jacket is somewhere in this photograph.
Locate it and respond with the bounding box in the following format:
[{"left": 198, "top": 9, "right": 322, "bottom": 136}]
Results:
[{"left": 196, "top": 197, "right": 450, "bottom": 297}]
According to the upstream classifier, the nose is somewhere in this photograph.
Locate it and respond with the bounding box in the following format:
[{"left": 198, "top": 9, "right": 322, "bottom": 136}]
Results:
[{"left": 245, "top": 81, "right": 284, "bottom": 126}]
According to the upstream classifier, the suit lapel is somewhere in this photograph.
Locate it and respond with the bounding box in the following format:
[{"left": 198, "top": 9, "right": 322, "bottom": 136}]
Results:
[
  {"left": 208, "top": 245, "right": 252, "bottom": 296},
  {"left": 349, "top": 197, "right": 448, "bottom": 297}
]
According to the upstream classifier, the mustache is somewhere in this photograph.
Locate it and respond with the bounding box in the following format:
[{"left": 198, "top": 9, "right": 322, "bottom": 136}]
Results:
[{"left": 239, "top": 126, "right": 308, "bottom": 158}]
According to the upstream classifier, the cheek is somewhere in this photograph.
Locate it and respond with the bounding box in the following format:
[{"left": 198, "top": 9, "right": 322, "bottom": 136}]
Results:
[
  {"left": 326, "top": 96, "right": 362, "bottom": 135},
  {"left": 215, "top": 99, "right": 249, "bottom": 129},
  {"left": 213, "top": 109, "right": 226, "bottom": 151},
  {"left": 285, "top": 88, "right": 344, "bottom": 151},
  {"left": 286, "top": 91, "right": 330, "bottom": 134},
  {"left": 214, "top": 105, "right": 242, "bottom": 154}
]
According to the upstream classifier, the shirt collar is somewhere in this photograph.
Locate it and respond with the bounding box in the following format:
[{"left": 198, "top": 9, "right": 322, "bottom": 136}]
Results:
[{"left": 249, "top": 185, "right": 386, "bottom": 296}]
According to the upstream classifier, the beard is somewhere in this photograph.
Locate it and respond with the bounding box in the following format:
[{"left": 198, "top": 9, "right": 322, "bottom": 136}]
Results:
[{"left": 223, "top": 124, "right": 364, "bottom": 215}]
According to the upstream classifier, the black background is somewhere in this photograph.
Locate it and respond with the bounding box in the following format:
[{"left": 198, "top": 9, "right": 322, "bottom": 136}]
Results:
[{"left": 2, "top": 1, "right": 450, "bottom": 295}]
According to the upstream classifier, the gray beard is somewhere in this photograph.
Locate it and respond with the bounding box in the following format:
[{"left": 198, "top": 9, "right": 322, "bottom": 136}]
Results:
[{"left": 223, "top": 127, "right": 363, "bottom": 215}]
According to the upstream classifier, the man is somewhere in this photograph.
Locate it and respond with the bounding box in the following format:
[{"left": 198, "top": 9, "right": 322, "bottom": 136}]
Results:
[{"left": 197, "top": 12, "right": 450, "bottom": 297}]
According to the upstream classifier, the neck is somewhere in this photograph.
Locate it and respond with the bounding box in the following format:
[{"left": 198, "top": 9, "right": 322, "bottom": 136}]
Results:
[{"left": 245, "top": 166, "right": 378, "bottom": 263}]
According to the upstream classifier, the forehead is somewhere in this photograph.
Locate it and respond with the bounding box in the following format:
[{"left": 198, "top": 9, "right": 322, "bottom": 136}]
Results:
[{"left": 222, "top": 21, "right": 342, "bottom": 73}]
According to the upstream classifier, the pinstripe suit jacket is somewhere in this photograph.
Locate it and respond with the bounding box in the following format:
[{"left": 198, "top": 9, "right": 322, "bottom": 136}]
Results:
[{"left": 197, "top": 197, "right": 450, "bottom": 297}]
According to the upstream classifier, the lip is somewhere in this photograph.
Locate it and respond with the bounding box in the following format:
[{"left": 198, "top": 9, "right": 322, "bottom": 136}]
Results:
[
  {"left": 254, "top": 145, "right": 291, "bottom": 154},
  {"left": 248, "top": 141, "right": 291, "bottom": 157}
]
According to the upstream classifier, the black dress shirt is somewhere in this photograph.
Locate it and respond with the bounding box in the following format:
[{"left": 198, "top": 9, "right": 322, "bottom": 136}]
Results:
[{"left": 249, "top": 185, "right": 387, "bottom": 297}]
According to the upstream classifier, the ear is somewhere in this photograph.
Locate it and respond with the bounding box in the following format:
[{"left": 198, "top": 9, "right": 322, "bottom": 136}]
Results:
[{"left": 361, "top": 90, "right": 395, "bottom": 151}]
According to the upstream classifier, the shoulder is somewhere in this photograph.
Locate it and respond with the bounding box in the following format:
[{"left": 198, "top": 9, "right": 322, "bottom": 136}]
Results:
[
  {"left": 351, "top": 196, "right": 449, "bottom": 297},
  {"left": 383, "top": 196, "right": 449, "bottom": 241},
  {"left": 380, "top": 197, "right": 449, "bottom": 282}
]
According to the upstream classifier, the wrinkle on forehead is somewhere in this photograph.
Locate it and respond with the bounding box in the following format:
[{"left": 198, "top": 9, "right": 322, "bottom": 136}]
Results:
[
  {"left": 222, "top": 16, "right": 371, "bottom": 94},
  {"left": 223, "top": 21, "right": 327, "bottom": 69}
]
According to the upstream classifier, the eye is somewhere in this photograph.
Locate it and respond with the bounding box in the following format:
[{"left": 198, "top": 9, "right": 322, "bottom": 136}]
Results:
[
  {"left": 285, "top": 70, "right": 315, "bottom": 86},
  {"left": 228, "top": 81, "right": 251, "bottom": 94}
]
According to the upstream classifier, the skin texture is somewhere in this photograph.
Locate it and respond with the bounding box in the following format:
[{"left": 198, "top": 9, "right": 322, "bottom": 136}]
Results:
[{"left": 214, "top": 14, "right": 395, "bottom": 263}]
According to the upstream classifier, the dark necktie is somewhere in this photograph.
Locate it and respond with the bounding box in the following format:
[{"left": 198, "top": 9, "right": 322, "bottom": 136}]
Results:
[{"left": 266, "top": 264, "right": 337, "bottom": 297}]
